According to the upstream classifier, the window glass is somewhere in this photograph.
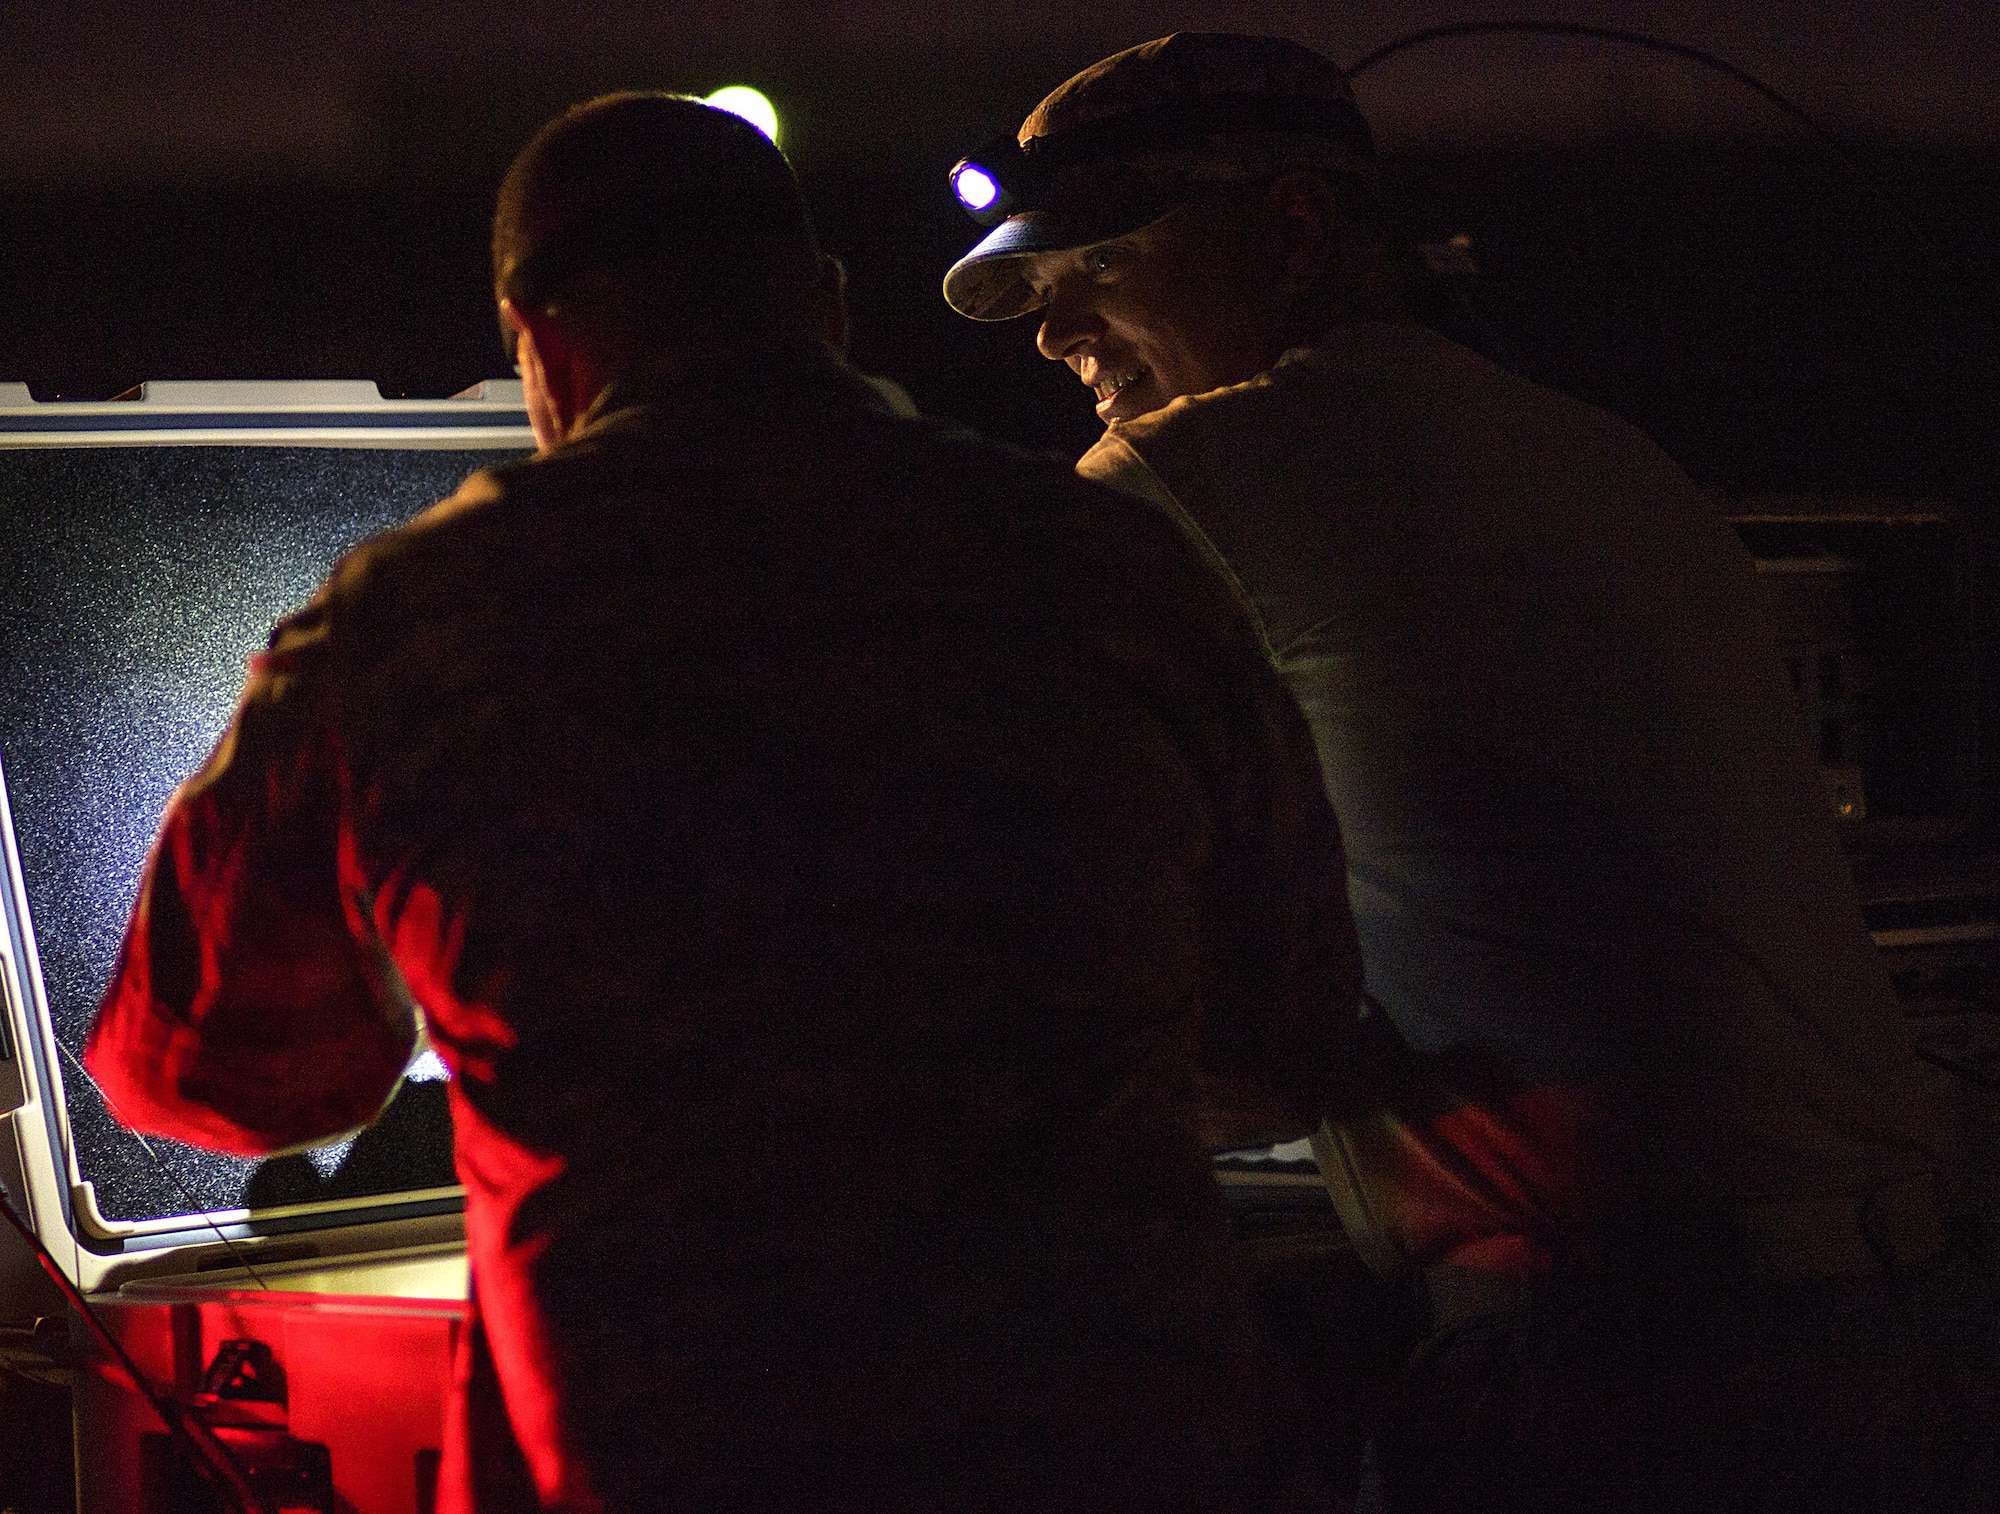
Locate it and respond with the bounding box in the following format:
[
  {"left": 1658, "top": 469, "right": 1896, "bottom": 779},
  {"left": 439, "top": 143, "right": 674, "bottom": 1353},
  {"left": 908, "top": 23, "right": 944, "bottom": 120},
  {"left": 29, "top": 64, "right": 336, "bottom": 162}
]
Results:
[{"left": 0, "top": 444, "right": 523, "bottom": 1223}]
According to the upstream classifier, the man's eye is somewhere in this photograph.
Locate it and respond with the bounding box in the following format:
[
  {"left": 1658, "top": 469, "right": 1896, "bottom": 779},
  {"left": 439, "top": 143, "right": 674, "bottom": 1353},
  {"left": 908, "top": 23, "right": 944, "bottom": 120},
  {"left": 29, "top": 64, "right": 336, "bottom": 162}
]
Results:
[{"left": 1086, "top": 247, "right": 1122, "bottom": 276}]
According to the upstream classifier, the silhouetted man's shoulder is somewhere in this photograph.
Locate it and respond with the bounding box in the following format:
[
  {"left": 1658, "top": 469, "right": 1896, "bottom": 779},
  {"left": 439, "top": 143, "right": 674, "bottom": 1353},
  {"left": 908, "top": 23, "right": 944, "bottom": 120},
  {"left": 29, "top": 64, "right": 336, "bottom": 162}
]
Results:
[{"left": 316, "top": 367, "right": 1275, "bottom": 679}]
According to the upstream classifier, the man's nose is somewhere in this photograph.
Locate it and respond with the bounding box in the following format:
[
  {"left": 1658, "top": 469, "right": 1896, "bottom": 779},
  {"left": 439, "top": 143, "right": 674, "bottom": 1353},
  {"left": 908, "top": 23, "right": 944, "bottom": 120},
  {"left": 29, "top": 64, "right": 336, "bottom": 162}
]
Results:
[{"left": 1036, "top": 284, "right": 1103, "bottom": 362}]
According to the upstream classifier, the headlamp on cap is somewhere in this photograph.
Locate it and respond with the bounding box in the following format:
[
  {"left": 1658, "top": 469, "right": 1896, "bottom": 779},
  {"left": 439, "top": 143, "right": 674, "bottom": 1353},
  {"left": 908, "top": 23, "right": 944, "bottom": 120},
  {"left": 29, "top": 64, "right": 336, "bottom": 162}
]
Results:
[
  {"left": 942, "top": 36, "right": 1380, "bottom": 322},
  {"left": 948, "top": 132, "right": 1041, "bottom": 226},
  {"left": 950, "top": 162, "right": 1003, "bottom": 217},
  {"left": 946, "top": 94, "right": 1375, "bottom": 230}
]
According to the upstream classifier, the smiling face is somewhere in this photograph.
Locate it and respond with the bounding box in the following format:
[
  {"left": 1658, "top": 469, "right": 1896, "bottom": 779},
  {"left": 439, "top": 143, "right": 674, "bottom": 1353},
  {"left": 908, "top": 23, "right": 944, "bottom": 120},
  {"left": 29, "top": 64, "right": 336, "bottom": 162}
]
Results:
[{"left": 1024, "top": 193, "right": 1300, "bottom": 426}]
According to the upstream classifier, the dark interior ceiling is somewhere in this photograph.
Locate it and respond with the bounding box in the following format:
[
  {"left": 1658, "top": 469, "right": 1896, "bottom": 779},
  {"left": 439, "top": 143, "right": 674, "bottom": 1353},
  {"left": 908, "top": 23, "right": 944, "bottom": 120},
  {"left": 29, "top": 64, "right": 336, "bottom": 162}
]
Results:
[
  {"left": 3, "top": 1, "right": 1998, "bottom": 486},
  {"left": 7, "top": 1, "right": 2000, "bottom": 179}
]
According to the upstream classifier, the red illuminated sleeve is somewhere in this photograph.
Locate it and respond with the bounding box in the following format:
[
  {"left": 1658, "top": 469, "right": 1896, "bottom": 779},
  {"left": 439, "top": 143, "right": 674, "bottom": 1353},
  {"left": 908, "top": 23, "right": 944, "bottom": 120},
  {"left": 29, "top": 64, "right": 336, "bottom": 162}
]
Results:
[{"left": 83, "top": 601, "right": 417, "bottom": 1156}]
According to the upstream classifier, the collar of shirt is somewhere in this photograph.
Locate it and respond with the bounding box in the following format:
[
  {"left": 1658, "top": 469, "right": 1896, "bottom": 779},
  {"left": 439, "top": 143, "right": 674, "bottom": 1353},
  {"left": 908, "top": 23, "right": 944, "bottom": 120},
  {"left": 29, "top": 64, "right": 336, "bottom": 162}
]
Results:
[{"left": 573, "top": 345, "right": 898, "bottom": 452}]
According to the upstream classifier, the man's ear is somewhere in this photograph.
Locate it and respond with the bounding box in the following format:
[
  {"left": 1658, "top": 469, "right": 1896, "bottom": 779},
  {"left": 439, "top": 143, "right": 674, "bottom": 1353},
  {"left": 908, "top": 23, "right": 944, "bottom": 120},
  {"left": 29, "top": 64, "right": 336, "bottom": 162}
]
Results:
[
  {"left": 1264, "top": 170, "right": 1342, "bottom": 297},
  {"left": 818, "top": 255, "right": 852, "bottom": 358},
  {"left": 500, "top": 298, "right": 604, "bottom": 451},
  {"left": 500, "top": 299, "right": 564, "bottom": 451}
]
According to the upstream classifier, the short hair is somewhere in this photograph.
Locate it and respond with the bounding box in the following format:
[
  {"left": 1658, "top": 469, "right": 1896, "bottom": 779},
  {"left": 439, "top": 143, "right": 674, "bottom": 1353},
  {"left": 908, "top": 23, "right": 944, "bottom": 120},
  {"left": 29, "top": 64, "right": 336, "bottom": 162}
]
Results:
[{"left": 493, "top": 92, "right": 825, "bottom": 355}]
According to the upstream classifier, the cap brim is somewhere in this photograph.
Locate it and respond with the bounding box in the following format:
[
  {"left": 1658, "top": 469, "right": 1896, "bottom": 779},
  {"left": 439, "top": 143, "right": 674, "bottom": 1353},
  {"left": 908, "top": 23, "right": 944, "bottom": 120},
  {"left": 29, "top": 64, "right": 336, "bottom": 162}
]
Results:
[
  {"left": 942, "top": 188, "right": 1178, "bottom": 320},
  {"left": 943, "top": 214, "right": 1066, "bottom": 322}
]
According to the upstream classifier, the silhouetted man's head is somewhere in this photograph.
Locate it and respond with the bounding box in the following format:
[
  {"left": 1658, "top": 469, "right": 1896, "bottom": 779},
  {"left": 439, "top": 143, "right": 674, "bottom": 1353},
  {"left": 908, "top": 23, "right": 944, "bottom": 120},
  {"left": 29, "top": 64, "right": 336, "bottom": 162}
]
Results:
[{"left": 495, "top": 92, "right": 845, "bottom": 448}]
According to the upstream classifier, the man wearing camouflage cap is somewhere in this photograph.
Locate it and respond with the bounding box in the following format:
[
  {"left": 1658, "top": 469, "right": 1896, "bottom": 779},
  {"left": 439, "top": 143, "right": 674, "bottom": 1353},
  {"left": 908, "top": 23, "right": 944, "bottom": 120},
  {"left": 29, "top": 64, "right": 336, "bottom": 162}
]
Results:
[{"left": 947, "top": 32, "right": 1990, "bottom": 1513}]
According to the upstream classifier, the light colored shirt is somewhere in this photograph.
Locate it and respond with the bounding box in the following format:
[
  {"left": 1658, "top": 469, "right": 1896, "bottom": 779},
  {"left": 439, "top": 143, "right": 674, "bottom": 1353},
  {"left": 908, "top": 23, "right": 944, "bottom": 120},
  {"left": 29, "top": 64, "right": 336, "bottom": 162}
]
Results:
[{"left": 1082, "top": 321, "right": 1947, "bottom": 1279}]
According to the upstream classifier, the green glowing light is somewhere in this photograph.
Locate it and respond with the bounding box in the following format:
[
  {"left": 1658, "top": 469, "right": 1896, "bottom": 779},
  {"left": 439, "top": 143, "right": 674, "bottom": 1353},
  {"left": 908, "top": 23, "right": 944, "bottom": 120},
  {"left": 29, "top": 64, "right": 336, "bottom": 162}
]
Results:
[{"left": 704, "top": 86, "right": 780, "bottom": 147}]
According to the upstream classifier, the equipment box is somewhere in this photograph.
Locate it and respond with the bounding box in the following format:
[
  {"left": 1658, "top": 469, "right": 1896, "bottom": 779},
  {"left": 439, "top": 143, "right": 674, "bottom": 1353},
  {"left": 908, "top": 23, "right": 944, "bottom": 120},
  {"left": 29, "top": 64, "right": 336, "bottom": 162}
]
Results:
[{"left": 0, "top": 380, "right": 533, "bottom": 1513}]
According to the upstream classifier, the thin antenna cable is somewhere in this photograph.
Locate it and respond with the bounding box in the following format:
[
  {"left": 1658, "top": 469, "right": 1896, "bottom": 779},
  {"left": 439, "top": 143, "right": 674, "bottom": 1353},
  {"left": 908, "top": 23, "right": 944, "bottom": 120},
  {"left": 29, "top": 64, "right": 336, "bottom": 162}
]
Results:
[
  {"left": 1347, "top": 20, "right": 1838, "bottom": 140},
  {"left": 1343, "top": 19, "right": 1992, "bottom": 323},
  {"left": 56, "top": 1039, "right": 269, "bottom": 1290}
]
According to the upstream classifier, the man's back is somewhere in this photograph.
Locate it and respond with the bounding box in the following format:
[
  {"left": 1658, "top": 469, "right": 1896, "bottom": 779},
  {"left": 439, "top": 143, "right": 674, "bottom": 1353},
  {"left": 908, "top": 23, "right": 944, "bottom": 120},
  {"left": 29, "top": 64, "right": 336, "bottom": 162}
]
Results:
[
  {"left": 1082, "top": 321, "right": 1945, "bottom": 1276},
  {"left": 92, "top": 358, "right": 1359, "bottom": 1511}
]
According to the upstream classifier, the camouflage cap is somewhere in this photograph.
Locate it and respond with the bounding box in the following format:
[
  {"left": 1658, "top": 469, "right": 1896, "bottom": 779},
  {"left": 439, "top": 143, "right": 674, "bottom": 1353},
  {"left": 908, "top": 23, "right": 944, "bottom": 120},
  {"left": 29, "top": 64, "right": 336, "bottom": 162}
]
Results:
[{"left": 943, "top": 33, "right": 1375, "bottom": 321}]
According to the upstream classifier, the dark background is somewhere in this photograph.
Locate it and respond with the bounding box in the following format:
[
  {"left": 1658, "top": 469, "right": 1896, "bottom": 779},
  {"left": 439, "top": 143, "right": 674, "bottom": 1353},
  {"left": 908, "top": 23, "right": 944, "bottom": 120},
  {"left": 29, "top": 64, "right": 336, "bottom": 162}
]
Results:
[
  {"left": 3, "top": 1, "right": 1999, "bottom": 488},
  {"left": 3, "top": 7, "right": 2000, "bottom": 1507}
]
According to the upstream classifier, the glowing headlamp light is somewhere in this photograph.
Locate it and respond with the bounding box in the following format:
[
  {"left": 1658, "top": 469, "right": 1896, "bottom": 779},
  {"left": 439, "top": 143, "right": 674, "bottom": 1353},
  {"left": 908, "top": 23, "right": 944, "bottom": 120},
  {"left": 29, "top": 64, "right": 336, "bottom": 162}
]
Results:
[
  {"left": 949, "top": 156, "right": 1017, "bottom": 226},
  {"left": 952, "top": 163, "right": 1001, "bottom": 214},
  {"left": 949, "top": 129, "right": 1041, "bottom": 226}
]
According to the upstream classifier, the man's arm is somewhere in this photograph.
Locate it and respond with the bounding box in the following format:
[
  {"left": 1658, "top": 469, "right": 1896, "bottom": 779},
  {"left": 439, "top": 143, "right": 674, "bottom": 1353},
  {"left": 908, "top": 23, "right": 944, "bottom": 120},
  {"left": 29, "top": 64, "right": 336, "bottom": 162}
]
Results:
[
  {"left": 1078, "top": 433, "right": 1365, "bottom": 1149},
  {"left": 85, "top": 602, "right": 417, "bottom": 1158},
  {"left": 1194, "top": 654, "right": 1365, "bottom": 1152}
]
